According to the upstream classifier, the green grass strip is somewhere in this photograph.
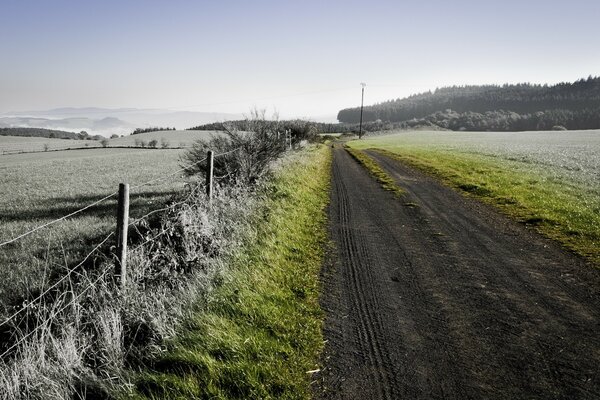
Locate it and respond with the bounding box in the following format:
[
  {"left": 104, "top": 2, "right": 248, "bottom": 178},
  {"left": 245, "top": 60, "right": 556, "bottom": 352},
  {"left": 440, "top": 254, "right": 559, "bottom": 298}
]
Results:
[
  {"left": 128, "top": 145, "right": 332, "bottom": 399},
  {"left": 349, "top": 144, "right": 599, "bottom": 266},
  {"left": 345, "top": 146, "right": 404, "bottom": 197}
]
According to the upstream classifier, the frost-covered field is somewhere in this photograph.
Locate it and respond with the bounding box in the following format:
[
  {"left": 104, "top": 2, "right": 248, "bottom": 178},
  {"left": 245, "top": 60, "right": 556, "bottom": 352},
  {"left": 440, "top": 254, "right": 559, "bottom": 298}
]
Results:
[{"left": 363, "top": 130, "right": 600, "bottom": 190}]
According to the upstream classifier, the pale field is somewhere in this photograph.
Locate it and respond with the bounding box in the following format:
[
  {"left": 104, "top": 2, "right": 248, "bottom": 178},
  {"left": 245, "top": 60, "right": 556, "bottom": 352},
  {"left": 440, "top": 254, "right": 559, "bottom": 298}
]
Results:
[
  {"left": 0, "top": 135, "right": 100, "bottom": 154},
  {"left": 108, "top": 130, "right": 220, "bottom": 147},
  {"left": 359, "top": 129, "right": 600, "bottom": 191},
  {"left": 0, "top": 130, "right": 221, "bottom": 155}
]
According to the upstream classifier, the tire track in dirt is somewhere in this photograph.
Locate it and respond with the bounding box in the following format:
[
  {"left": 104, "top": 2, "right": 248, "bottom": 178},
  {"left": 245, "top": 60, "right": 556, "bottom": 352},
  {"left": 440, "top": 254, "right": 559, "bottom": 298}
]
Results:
[
  {"left": 333, "top": 154, "right": 395, "bottom": 399},
  {"left": 315, "top": 145, "right": 600, "bottom": 400}
]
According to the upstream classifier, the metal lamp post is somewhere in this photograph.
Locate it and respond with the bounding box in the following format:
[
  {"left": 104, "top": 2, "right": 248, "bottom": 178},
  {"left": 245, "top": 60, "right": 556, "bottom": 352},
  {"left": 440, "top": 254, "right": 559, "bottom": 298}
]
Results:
[{"left": 359, "top": 82, "right": 366, "bottom": 139}]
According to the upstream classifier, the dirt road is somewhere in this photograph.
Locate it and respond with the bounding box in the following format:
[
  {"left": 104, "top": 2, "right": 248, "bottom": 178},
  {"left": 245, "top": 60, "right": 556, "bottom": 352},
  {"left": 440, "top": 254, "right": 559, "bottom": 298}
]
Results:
[{"left": 316, "top": 146, "right": 600, "bottom": 399}]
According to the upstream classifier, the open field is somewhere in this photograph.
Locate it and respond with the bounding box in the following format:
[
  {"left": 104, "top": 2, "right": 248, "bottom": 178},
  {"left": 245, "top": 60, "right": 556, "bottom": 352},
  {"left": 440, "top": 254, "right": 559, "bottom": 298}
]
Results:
[
  {"left": 0, "top": 135, "right": 101, "bottom": 154},
  {"left": 0, "top": 147, "right": 192, "bottom": 307},
  {"left": 108, "top": 129, "right": 220, "bottom": 147},
  {"left": 348, "top": 129, "right": 600, "bottom": 264},
  {"left": 0, "top": 130, "right": 221, "bottom": 155}
]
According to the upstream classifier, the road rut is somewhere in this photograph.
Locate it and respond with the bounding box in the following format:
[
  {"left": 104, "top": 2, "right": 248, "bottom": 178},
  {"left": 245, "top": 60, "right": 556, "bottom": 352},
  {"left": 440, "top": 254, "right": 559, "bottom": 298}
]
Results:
[{"left": 316, "top": 146, "right": 600, "bottom": 399}]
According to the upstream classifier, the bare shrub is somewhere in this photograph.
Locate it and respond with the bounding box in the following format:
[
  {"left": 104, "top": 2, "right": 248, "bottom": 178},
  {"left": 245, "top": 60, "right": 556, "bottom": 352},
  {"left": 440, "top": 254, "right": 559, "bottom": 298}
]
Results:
[{"left": 181, "top": 109, "right": 286, "bottom": 185}]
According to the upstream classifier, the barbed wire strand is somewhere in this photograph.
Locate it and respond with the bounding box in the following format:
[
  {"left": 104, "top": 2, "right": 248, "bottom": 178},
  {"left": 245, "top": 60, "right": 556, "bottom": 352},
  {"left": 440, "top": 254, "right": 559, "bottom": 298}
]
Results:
[
  {"left": 0, "top": 232, "right": 114, "bottom": 330},
  {"left": 0, "top": 146, "right": 243, "bottom": 329},
  {"left": 0, "top": 266, "right": 111, "bottom": 360},
  {"left": 128, "top": 182, "right": 204, "bottom": 227},
  {"left": 0, "top": 192, "right": 118, "bottom": 249},
  {"left": 0, "top": 147, "right": 241, "bottom": 249}
]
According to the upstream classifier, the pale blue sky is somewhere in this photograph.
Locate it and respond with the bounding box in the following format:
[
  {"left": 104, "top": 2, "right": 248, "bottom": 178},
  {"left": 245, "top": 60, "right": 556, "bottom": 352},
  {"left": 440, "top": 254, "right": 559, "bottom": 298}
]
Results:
[{"left": 1, "top": 0, "right": 599, "bottom": 118}]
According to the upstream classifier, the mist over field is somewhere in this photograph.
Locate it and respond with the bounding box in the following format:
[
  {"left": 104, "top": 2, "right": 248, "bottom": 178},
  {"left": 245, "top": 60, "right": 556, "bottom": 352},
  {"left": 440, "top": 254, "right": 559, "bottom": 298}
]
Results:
[{"left": 0, "top": 108, "right": 243, "bottom": 137}]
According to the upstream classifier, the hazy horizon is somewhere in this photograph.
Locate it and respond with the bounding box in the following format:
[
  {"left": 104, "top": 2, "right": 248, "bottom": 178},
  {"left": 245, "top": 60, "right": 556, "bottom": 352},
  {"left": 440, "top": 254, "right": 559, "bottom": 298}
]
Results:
[{"left": 1, "top": 0, "right": 599, "bottom": 120}]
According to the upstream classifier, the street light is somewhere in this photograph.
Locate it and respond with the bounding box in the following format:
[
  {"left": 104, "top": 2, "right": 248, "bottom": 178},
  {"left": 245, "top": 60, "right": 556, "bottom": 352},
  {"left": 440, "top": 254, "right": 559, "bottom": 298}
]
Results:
[{"left": 359, "top": 82, "right": 366, "bottom": 139}]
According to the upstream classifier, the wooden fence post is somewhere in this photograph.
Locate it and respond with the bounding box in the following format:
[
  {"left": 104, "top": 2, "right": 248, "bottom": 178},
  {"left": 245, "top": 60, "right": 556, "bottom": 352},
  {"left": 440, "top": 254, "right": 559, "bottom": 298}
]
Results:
[
  {"left": 206, "top": 150, "right": 214, "bottom": 200},
  {"left": 116, "top": 183, "right": 129, "bottom": 287}
]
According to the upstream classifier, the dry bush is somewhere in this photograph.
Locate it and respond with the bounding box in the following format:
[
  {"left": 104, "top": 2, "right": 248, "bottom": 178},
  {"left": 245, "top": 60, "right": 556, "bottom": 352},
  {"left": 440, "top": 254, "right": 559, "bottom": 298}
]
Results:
[{"left": 181, "top": 109, "right": 287, "bottom": 185}]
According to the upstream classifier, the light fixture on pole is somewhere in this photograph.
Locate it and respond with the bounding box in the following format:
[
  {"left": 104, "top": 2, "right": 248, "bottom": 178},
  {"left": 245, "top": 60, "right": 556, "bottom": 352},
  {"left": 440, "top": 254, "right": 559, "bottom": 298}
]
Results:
[{"left": 359, "top": 82, "right": 366, "bottom": 139}]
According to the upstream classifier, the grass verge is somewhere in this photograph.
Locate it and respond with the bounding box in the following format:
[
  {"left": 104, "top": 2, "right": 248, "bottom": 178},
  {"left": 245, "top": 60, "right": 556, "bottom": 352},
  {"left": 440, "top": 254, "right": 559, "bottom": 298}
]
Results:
[
  {"left": 345, "top": 146, "right": 404, "bottom": 197},
  {"left": 349, "top": 144, "right": 599, "bottom": 266},
  {"left": 128, "top": 145, "right": 332, "bottom": 399}
]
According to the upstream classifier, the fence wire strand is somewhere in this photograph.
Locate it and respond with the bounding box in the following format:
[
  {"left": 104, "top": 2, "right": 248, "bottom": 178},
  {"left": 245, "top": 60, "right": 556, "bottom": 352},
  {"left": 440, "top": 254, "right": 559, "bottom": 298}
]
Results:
[
  {"left": 0, "top": 192, "right": 118, "bottom": 248},
  {"left": 0, "top": 147, "right": 240, "bottom": 249},
  {"left": 0, "top": 266, "right": 111, "bottom": 360},
  {"left": 0, "top": 232, "right": 114, "bottom": 330},
  {"left": 0, "top": 146, "right": 243, "bottom": 334}
]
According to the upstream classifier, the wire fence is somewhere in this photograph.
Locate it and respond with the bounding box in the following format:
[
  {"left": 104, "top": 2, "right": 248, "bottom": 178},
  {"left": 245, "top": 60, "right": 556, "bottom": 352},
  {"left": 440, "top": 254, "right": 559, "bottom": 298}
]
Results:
[
  {"left": 0, "top": 265, "right": 112, "bottom": 359},
  {"left": 0, "top": 148, "right": 239, "bottom": 249},
  {"left": 0, "top": 147, "right": 241, "bottom": 348}
]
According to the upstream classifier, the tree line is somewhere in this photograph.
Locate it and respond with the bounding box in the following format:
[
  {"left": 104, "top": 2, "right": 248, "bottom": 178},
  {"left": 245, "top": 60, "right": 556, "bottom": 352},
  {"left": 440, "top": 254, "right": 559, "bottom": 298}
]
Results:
[
  {"left": 188, "top": 118, "right": 319, "bottom": 143},
  {"left": 0, "top": 127, "right": 104, "bottom": 140},
  {"left": 400, "top": 108, "right": 600, "bottom": 131},
  {"left": 337, "top": 76, "right": 600, "bottom": 131},
  {"left": 131, "top": 127, "right": 176, "bottom": 135}
]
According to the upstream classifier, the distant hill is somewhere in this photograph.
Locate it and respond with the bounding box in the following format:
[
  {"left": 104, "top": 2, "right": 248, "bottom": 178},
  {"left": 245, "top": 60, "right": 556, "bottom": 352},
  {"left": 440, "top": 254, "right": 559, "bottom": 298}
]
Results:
[
  {"left": 0, "top": 127, "right": 103, "bottom": 140},
  {"left": 337, "top": 76, "right": 600, "bottom": 131},
  {"left": 0, "top": 116, "right": 134, "bottom": 137},
  {"left": 2, "top": 108, "right": 243, "bottom": 136}
]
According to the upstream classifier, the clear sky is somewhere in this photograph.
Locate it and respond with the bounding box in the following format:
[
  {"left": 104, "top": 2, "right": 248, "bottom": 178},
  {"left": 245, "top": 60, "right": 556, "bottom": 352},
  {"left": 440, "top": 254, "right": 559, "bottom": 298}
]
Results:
[{"left": 1, "top": 0, "right": 599, "bottom": 119}]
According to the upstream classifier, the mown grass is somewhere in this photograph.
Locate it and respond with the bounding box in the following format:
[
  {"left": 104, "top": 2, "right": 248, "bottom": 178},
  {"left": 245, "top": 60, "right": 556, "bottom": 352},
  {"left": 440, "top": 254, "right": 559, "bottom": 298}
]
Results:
[
  {"left": 0, "top": 148, "right": 191, "bottom": 307},
  {"left": 128, "top": 145, "right": 332, "bottom": 399},
  {"left": 345, "top": 146, "right": 404, "bottom": 197},
  {"left": 348, "top": 139, "right": 600, "bottom": 265}
]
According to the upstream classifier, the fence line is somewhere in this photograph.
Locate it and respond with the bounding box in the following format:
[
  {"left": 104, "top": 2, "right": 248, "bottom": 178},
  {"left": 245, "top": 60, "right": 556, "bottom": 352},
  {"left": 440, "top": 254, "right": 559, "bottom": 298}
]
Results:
[
  {"left": 0, "top": 146, "right": 243, "bottom": 329},
  {"left": 0, "top": 147, "right": 241, "bottom": 249},
  {"left": 0, "top": 192, "right": 118, "bottom": 248}
]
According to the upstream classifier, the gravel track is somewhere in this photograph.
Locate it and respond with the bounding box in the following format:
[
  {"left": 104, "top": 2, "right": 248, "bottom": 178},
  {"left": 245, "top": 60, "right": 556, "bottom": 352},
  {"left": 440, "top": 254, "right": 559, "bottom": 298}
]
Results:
[{"left": 315, "top": 145, "right": 600, "bottom": 399}]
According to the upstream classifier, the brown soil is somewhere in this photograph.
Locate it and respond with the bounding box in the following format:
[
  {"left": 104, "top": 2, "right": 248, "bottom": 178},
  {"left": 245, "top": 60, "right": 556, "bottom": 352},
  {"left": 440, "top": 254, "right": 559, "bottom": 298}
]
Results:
[{"left": 314, "top": 145, "right": 600, "bottom": 400}]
